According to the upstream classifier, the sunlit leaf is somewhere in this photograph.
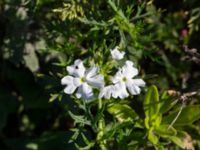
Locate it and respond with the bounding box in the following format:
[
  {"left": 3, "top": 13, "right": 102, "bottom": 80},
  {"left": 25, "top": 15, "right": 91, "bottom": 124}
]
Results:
[
  {"left": 148, "top": 128, "right": 158, "bottom": 145},
  {"left": 143, "top": 85, "right": 161, "bottom": 129},
  {"left": 162, "top": 105, "right": 200, "bottom": 126},
  {"left": 155, "top": 124, "right": 177, "bottom": 137},
  {"left": 168, "top": 136, "right": 185, "bottom": 149},
  {"left": 144, "top": 85, "right": 160, "bottom": 118},
  {"left": 107, "top": 104, "right": 138, "bottom": 123}
]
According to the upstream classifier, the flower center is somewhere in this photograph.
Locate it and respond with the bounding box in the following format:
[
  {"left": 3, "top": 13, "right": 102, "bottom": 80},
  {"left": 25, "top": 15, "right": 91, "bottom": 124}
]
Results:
[
  {"left": 122, "top": 77, "right": 127, "bottom": 82},
  {"left": 80, "top": 77, "right": 85, "bottom": 83}
]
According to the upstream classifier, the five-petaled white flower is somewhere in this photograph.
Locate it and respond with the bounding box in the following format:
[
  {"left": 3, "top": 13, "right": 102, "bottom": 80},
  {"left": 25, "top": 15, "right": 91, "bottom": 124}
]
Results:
[
  {"left": 110, "top": 46, "right": 125, "bottom": 60},
  {"left": 111, "top": 60, "right": 145, "bottom": 99},
  {"left": 61, "top": 59, "right": 104, "bottom": 100}
]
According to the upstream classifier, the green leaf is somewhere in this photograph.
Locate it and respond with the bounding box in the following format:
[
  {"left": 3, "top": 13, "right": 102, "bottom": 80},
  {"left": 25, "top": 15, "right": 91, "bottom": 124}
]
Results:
[
  {"left": 68, "top": 111, "right": 91, "bottom": 125},
  {"left": 107, "top": 104, "right": 137, "bottom": 123},
  {"left": 181, "top": 125, "right": 200, "bottom": 140},
  {"left": 108, "top": 0, "right": 118, "bottom": 12},
  {"left": 143, "top": 85, "right": 160, "bottom": 129},
  {"left": 168, "top": 136, "right": 185, "bottom": 149},
  {"left": 144, "top": 117, "right": 150, "bottom": 129},
  {"left": 159, "top": 97, "right": 177, "bottom": 114},
  {"left": 159, "top": 92, "right": 178, "bottom": 114},
  {"left": 155, "top": 145, "right": 165, "bottom": 150},
  {"left": 148, "top": 128, "right": 158, "bottom": 145},
  {"left": 144, "top": 85, "right": 160, "bottom": 118},
  {"left": 155, "top": 124, "right": 177, "bottom": 137},
  {"left": 49, "top": 94, "right": 59, "bottom": 102},
  {"left": 162, "top": 105, "right": 200, "bottom": 126},
  {"left": 145, "top": 115, "right": 162, "bottom": 129}
]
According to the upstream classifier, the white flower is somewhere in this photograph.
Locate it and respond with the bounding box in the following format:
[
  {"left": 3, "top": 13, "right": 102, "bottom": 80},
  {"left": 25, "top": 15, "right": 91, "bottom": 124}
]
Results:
[
  {"left": 111, "top": 60, "right": 145, "bottom": 99},
  {"left": 99, "top": 83, "right": 129, "bottom": 99},
  {"left": 110, "top": 46, "right": 125, "bottom": 60},
  {"left": 99, "top": 85, "right": 114, "bottom": 99},
  {"left": 61, "top": 59, "right": 104, "bottom": 100},
  {"left": 99, "top": 60, "right": 145, "bottom": 99}
]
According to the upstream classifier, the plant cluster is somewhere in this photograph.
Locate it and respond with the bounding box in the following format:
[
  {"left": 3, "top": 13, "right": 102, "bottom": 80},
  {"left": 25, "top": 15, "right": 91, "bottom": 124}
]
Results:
[{"left": 0, "top": 0, "right": 199, "bottom": 150}]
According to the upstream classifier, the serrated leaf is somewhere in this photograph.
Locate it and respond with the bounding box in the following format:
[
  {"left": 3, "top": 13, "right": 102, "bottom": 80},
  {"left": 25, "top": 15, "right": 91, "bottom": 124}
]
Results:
[
  {"left": 162, "top": 105, "right": 200, "bottom": 126},
  {"left": 107, "top": 104, "right": 137, "bottom": 123},
  {"left": 68, "top": 111, "right": 91, "bottom": 125}
]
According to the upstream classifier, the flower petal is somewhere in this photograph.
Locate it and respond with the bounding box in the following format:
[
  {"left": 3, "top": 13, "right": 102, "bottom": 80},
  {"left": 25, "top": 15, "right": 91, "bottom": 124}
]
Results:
[
  {"left": 112, "top": 69, "right": 123, "bottom": 84},
  {"left": 64, "top": 85, "right": 77, "bottom": 94},
  {"left": 122, "top": 60, "right": 138, "bottom": 78},
  {"left": 132, "top": 79, "right": 145, "bottom": 87},
  {"left": 112, "top": 85, "right": 119, "bottom": 98},
  {"left": 67, "top": 59, "right": 85, "bottom": 77},
  {"left": 73, "top": 77, "right": 82, "bottom": 87},
  {"left": 76, "top": 83, "right": 93, "bottom": 100},
  {"left": 87, "top": 74, "right": 104, "bottom": 88},
  {"left": 110, "top": 46, "right": 125, "bottom": 60},
  {"left": 85, "top": 66, "right": 99, "bottom": 78},
  {"left": 114, "top": 83, "right": 129, "bottom": 99},
  {"left": 99, "top": 85, "right": 113, "bottom": 99},
  {"left": 126, "top": 79, "right": 141, "bottom": 95},
  {"left": 61, "top": 76, "right": 77, "bottom": 94},
  {"left": 61, "top": 76, "right": 73, "bottom": 85}
]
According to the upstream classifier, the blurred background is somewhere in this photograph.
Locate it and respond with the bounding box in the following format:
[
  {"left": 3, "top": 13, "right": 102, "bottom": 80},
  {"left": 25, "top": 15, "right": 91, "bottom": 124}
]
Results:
[{"left": 0, "top": 0, "right": 200, "bottom": 149}]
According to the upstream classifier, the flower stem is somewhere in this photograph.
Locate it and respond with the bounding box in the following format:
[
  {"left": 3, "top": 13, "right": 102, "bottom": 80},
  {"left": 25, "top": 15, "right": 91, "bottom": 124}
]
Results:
[{"left": 97, "top": 98, "right": 107, "bottom": 150}]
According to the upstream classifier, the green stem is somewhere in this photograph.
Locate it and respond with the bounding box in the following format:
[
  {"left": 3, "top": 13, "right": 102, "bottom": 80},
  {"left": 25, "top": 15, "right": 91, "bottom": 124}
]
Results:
[{"left": 97, "top": 98, "right": 107, "bottom": 150}]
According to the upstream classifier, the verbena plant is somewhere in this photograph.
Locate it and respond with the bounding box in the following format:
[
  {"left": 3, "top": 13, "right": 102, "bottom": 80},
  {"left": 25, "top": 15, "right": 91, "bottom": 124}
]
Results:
[
  {"left": 52, "top": 0, "right": 200, "bottom": 149},
  {"left": 0, "top": 0, "right": 200, "bottom": 149}
]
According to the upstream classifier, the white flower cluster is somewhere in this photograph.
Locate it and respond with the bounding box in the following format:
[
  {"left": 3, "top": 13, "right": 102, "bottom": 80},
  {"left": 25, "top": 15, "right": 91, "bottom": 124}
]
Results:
[
  {"left": 61, "top": 59, "right": 104, "bottom": 100},
  {"left": 61, "top": 47, "right": 145, "bottom": 100}
]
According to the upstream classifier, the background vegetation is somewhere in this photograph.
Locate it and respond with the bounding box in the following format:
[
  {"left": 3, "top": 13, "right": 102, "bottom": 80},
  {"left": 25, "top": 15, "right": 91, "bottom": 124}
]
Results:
[{"left": 0, "top": 0, "right": 199, "bottom": 149}]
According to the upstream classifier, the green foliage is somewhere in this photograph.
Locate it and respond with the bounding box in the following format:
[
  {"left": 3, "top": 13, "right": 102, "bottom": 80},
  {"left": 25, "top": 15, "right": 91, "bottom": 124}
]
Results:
[
  {"left": 107, "top": 103, "right": 138, "bottom": 123},
  {"left": 53, "top": 1, "right": 85, "bottom": 21},
  {"left": 155, "top": 125, "right": 177, "bottom": 137},
  {"left": 144, "top": 85, "right": 160, "bottom": 128},
  {"left": 163, "top": 105, "right": 200, "bottom": 126},
  {"left": 144, "top": 86, "right": 161, "bottom": 145},
  {"left": 0, "top": 0, "right": 200, "bottom": 149}
]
